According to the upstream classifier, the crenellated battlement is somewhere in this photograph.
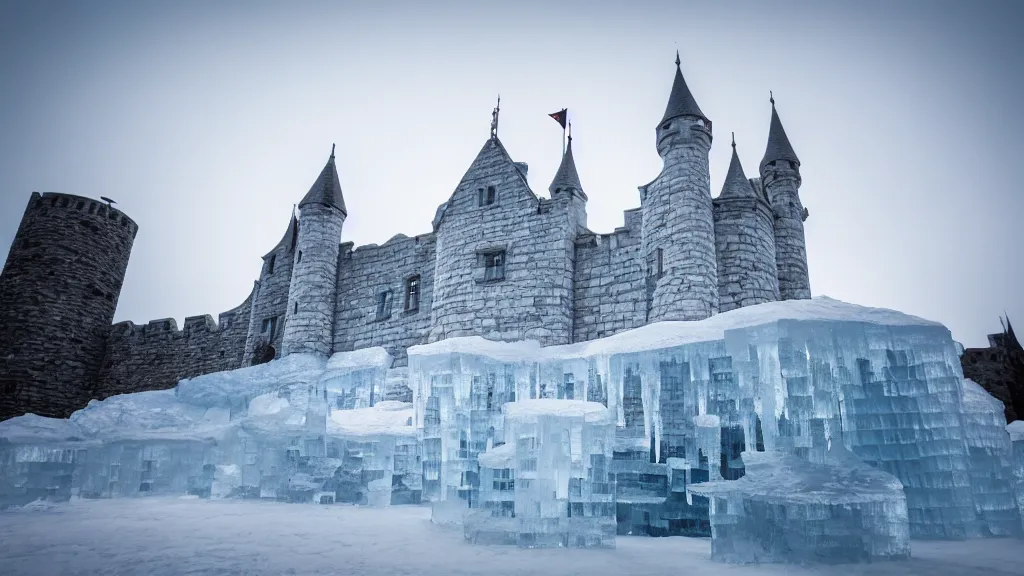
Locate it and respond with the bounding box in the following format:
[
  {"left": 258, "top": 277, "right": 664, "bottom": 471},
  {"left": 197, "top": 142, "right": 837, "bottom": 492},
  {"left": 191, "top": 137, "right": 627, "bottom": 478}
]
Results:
[{"left": 26, "top": 192, "right": 139, "bottom": 238}]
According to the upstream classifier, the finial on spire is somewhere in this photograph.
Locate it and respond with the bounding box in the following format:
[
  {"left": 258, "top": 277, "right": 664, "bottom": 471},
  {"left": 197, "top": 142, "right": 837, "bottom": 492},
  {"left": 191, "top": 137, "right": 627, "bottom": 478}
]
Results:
[
  {"left": 769, "top": 91, "right": 775, "bottom": 106},
  {"left": 675, "top": 50, "right": 681, "bottom": 68},
  {"left": 330, "top": 143, "right": 335, "bottom": 159},
  {"left": 731, "top": 132, "right": 736, "bottom": 148},
  {"left": 490, "top": 94, "right": 501, "bottom": 139}
]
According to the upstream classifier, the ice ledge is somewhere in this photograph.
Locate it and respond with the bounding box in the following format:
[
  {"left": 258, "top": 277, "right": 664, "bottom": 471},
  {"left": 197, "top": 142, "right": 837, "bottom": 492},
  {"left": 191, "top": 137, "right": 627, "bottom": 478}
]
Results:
[{"left": 408, "top": 296, "right": 944, "bottom": 362}]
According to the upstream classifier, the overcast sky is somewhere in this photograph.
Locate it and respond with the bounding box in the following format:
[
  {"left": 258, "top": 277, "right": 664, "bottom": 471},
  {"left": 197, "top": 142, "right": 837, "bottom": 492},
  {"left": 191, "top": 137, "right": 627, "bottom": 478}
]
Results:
[{"left": 1, "top": 0, "right": 1021, "bottom": 348}]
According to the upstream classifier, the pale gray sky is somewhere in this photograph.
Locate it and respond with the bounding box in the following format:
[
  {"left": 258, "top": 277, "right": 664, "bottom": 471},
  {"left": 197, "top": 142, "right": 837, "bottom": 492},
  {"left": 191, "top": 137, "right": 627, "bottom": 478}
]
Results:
[{"left": 1, "top": 0, "right": 1021, "bottom": 348}]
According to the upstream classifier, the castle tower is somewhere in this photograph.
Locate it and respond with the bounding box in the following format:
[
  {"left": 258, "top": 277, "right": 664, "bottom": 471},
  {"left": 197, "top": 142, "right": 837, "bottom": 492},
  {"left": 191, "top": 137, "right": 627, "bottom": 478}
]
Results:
[
  {"left": 759, "top": 96, "right": 811, "bottom": 300},
  {"left": 243, "top": 209, "right": 299, "bottom": 364},
  {"left": 0, "top": 193, "right": 137, "bottom": 420},
  {"left": 712, "top": 134, "right": 780, "bottom": 312},
  {"left": 548, "top": 133, "right": 588, "bottom": 231},
  {"left": 280, "top": 146, "right": 347, "bottom": 357},
  {"left": 641, "top": 52, "right": 718, "bottom": 322}
]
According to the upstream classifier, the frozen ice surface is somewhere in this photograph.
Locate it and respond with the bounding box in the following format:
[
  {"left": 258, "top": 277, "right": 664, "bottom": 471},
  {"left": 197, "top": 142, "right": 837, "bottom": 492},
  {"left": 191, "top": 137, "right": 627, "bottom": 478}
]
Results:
[
  {"left": 4, "top": 498, "right": 1021, "bottom": 576},
  {"left": 321, "top": 347, "right": 393, "bottom": 409},
  {"left": 960, "top": 379, "right": 1022, "bottom": 536},
  {"left": 465, "top": 400, "right": 617, "bottom": 548},
  {"left": 1008, "top": 420, "right": 1024, "bottom": 533}
]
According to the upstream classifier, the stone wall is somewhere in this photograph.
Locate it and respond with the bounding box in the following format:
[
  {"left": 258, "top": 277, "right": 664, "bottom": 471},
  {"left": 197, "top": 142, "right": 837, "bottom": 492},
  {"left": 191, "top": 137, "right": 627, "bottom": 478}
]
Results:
[
  {"left": 712, "top": 196, "right": 779, "bottom": 312},
  {"left": 282, "top": 204, "right": 345, "bottom": 356},
  {"left": 642, "top": 116, "right": 719, "bottom": 322},
  {"left": 0, "top": 193, "right": 137, "bottom": 420},
  {"left": 243, "top": 216, "right": 297, "bottom": 364},
  {"left": 572, "top": 209, "right": 646, "bottom": 342},
  {"left": 428, "top": 138, "right": 577, "bottom": 347},
  {"left": 95, "top": 292, "right": 253, "bottom": 399},
  {"left": 761, "top": 161, "right": 811, "bottom": 300},
  {"left": 333, "top": 233, "right": 437, "bottom": 366},
  {"left": 962, "top": 330, "right": 1024, "bottom": 423}
]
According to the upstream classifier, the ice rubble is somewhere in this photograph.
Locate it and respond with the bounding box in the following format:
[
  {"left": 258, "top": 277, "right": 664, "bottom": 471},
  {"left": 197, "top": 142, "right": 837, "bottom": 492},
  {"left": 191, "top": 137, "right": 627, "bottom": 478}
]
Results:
[{"left": 2, "top": 296, "right": 1024, "bottom": 561}]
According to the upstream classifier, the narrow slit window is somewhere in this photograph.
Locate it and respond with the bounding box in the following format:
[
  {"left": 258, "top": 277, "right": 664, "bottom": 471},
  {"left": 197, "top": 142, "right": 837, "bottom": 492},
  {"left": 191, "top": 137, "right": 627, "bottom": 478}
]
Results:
[
  {"left": 405, "top": 275, "right": 420, "bottom": 312},
  {"left": 267, "top": 255, "right": 276, "bottom": 275},
  {"left": 376, "top": 290, "right": 393, "bottom": 320}
]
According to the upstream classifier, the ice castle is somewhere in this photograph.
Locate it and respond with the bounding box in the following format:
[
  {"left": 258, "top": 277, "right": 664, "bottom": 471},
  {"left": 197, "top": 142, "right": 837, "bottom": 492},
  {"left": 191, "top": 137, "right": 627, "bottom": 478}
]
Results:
[{"left": 2, "top": 296, "right": 1023, "bottom": 563}]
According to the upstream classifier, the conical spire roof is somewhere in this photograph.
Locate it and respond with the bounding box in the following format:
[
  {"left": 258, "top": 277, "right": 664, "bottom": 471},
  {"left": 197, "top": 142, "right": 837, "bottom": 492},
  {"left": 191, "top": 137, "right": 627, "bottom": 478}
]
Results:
[
  {"left": 760, "top": 96, "right": 800, "bottom": 172},
  {"left": 660, "top": 51, "right": 708, "bottom": 126},
  {"left": 299, "top": 145, "right": 347, "bottom": 214},
  {"left": 264, "top": 208, "right": 299, "bottom": 257},
  {"left": 548, "top": 136, "right": 585, "bottom": 196},
  {"left": 719, "top": 134, "right": 757, "bottom": 200}
]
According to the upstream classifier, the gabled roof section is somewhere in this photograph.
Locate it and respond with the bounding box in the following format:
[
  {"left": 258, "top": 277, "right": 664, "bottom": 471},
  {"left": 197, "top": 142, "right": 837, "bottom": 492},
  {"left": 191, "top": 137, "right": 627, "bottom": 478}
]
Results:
[
  {"left": 548, "top": 136, "right": 586, "bottom": 199},
  {"left": 299, "top": 145, "right": 347, "bottom": 214},
  {"left": 760, "top": 98, "right": 800, "bottom": 173},
  {"left": 660, "top": 51, "right": 708, "bottom": 126},
  {"left": 718, "top": 136, "right": 758, "bottom": 200},
  {"left": 263, "top": 210, "right": 299, "bottom": 258},
  {"left": 432, "top": 137, "right": 537, "bottom": 231}
]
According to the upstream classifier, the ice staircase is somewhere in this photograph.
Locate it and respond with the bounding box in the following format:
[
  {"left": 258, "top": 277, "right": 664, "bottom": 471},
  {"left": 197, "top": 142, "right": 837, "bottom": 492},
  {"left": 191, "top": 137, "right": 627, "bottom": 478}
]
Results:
[{"left": 382, "top": 367, "right": 412, "bottom": 403}]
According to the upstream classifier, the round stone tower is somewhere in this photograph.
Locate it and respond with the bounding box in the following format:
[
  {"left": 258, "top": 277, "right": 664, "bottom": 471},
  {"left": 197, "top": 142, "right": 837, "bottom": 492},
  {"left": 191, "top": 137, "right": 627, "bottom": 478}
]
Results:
[
  {"left": 0, "top": 192, "right": 138, "bottom": 420},
  {"left": 713, "top": 135, "right": 780, "bottom": 313},
  {"left": 281, "top": 146, "right": 347, "bottom": 357},
  {"left": 641, "top": 52, "right": 719, "bottom": 322},
  {"left": 759, "top": 96, "right": 811, "bottom": 301}
]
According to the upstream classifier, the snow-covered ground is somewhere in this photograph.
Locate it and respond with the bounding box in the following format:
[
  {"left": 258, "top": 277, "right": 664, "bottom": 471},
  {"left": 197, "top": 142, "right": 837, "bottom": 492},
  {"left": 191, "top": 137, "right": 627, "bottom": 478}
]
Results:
[{"left": 0, "top": 498, "right": 1020, "bottom": 576}]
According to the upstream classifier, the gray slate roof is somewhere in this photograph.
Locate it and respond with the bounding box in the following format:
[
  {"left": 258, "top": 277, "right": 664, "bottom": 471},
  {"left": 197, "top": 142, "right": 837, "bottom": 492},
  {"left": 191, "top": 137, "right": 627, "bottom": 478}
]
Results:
[
  {"left": 299, "top": 151, "right": 348, "bottom": 214},
  {"left": 760, "top": 104, "right": 800, "bottom": 172},
  {"left": 718, "top": 143, "right": 757, "bottom": 200},
  {"left": 548, "top": 137, "right": 585, "bottom": 197},
  {"left": 660, "top": 58, "right": 708, "bottom": 125},
  {"left": 264, "top": 213, "right": 299, "bottom": 258}
]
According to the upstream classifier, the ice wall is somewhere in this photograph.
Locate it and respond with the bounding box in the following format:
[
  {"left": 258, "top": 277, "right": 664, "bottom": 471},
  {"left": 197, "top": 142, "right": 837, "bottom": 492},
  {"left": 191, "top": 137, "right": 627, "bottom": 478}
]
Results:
[
  {"left": 961, "top": 379, "right": 1022, "bottom": 536},
  {"left": 0, "top": 349, "right": 399, "bottom": 508},
  {"left": 408, "top": 296, "right": 1016, "bottom": 541},
  {"left": 465, "top": 400, "right": 617, "bottom": 548}
]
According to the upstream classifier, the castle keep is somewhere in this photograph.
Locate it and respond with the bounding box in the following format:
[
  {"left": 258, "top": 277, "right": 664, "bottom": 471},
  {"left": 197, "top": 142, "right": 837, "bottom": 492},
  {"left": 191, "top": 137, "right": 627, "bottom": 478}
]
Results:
[{"left": 0, "top": 54, "right": 812, "bottom": 421}]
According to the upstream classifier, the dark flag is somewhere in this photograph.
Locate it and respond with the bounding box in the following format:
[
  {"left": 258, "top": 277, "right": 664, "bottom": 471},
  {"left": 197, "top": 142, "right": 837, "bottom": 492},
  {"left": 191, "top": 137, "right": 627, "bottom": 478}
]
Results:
[{"left": 549, "top": 109, "right": 567, "bottom": 129}]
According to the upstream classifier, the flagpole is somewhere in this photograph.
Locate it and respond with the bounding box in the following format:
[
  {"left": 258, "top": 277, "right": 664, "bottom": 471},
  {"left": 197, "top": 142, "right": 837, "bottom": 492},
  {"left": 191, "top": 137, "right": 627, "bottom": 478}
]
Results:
[{"left": 562, "top": 110, "right": 566, "bottom": 156}]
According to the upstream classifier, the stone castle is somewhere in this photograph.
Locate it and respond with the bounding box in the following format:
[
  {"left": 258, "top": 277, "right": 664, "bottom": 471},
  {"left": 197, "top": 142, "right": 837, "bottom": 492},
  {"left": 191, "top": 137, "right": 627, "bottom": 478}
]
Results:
[{"left": 0, "top": 54, "right": 812, "bottom": 421}]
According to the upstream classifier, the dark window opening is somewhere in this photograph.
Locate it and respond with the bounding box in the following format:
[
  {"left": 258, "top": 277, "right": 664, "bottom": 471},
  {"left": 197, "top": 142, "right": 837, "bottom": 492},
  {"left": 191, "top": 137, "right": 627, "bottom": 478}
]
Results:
[
  {"left": 294, "top": 302, "right": 298, "bottom": 314},
  {"left": 482, "top": 251, "right": 505, "bottom": 281},
  {"left": 297, "top": 251, "right": 302, "bottom": 264},
  {"left": 478, "top": 185, "right": 497, "bottom": 207},
  {"left": 76, "top": 201, "right": 84, "bottom": 210},
  {"left": 88, "top": 203, "right": 96, "bottom": 214},
  {"left": 252, "top": 343, "right": 275, "bottom": 365},
  {"left": 405, "top": 275, "right": 420, "bottom": 312},
  {"left": 61, "top": 198, "right": 69, "bottom": 208},
  {"left": 267, "top": 255, "right": 276, "bottom": 275},
  {"left": 662, "top": 122, "right": 672, "bottom": 130},
  {"left": 376, "top": 290, "right": 394, "bottom": 320},
  {"left": 261, "top": 316, "right": 278, "bottom": 340},
  {"left": 2, "top": 381, "right": 16, "bottom": 395}
]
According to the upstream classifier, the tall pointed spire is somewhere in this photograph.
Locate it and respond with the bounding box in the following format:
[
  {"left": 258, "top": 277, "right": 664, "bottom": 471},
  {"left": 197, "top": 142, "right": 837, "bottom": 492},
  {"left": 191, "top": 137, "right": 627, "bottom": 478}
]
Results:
[
  {"left": 549, "top": 133, "right": 585, "bottom": 197},
  {"left": 660, "top": 50, "right": 708, "bottom": 126},
  {"left": 719, "top": 133, "right": 757, "bottom": 199},
  {"left": 299, "top": 144, "right": 347, "bottom": 214},
  {"left": 760, "top": 94, "right": 800, "bottom": 172}
]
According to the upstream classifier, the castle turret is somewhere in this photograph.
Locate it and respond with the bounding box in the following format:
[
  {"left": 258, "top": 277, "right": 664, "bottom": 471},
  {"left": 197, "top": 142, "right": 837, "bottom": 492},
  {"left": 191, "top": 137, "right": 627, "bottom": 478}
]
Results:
[
  {"left": 281, "top": 146, "right": 347, "bottom": 357},
  {"left": 759, "top": 95, "right": 811, "bottom": 300},
  {"left": 641, "top": 52, "right": 718, "bottom": 321},
  {"left": 243, "top": 209, "right": 299, "bottom": 364},
  {"left": 548, "top": 134, "right": 588, "bottom": 231},
  {"left": 713, "top": 134, "right": 780, "bottom": 312},
  {"left": 0, "top": 193, "right": 137, "bottom": 420}
]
